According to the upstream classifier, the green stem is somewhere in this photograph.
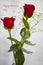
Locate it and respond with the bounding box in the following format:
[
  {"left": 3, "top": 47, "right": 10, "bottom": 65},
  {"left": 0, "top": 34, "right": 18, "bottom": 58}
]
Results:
[
  {"left": 8, "top": 29, "right": 13, "bottom": 45},
  {"left": 8, "top": 29, "right": 15, "bottom": 64}
]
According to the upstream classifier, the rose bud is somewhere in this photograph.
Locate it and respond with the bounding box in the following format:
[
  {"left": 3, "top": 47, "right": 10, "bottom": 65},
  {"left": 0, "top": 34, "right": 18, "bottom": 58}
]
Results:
[
  {"left": 1, "top": 17, "right": 15, "bottom": 29},
  {"left": 23, "top": 4, "right": 35, "bottom": 18}
]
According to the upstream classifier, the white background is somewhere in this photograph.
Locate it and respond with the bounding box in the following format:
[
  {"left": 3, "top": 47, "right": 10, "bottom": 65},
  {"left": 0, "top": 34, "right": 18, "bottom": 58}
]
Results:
[{"left": 0, "top": 0, "right": 43, "bottom": 65}]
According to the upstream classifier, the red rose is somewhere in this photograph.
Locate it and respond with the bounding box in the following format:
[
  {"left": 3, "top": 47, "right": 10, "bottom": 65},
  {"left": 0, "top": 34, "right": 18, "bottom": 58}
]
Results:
[
  {"left": 1, "top": 17, "right": 15, "bottom": 29},
  {"left": 23, "top": 4, "right": 35, "bottom": 18}
]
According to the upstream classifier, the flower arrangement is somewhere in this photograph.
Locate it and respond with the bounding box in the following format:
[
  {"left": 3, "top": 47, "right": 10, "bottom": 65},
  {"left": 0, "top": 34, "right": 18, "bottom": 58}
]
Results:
[{"left": 0, "top": 3, "right": 43, "bottom": 65}]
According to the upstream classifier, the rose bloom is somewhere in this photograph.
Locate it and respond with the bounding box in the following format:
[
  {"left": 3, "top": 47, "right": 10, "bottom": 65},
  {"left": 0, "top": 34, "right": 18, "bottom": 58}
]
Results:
[
  {"left": 23, "top": 4, "right": 35, "bottom": 18},
  {"left": 1, "top": 17, "right": 15, "bottom": 29}
]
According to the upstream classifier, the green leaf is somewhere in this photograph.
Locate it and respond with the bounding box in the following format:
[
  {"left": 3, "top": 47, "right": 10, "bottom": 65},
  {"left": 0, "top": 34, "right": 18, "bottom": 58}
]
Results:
[
  {"left": 20, "top": 28, "right": 30, "bottom": 39},
  {"left": 22, "top": 48, "right": 32, "bottom": 54},
  {"left": 7, "top": 37, "right": 20, "bottom": 44},
  {"left": 25, "top": 30, "right": 30, "bottom": 39},
  {"left": 8, "top": 44, "right": 19, "bottom": 52},
  {"left": 14, "top": 49, "right": 25, "bottom": 65},
  {"left": 22, "top": 17, "right": 30, "bottom": 29},
  {"left": 20, "top": 28, "right": 26, "bottom": 38},
  {"left": 25, "top": 40, "right": 36, "bottom": 46}
]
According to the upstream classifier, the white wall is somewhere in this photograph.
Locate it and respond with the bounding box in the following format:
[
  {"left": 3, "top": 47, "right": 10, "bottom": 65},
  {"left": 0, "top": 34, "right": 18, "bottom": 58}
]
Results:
[{"left": 0, "top": 0, "right": 43, "bottom": 65}]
